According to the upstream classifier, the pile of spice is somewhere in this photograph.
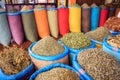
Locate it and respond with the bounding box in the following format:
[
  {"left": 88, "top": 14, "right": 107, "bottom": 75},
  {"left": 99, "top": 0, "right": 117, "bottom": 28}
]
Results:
[
  {"left": 60, "top": 32, "right": 91, "bottom": 49},
  {"left": 86, "top": 27, "right": 110, "bottom": 42},
  {"left": 0, "top": 45, "right": 30, "bottom": 75},
  {"left": 107, "top": 35, "right": 120, "bottom": 48},
  {"left": 77, "top": 48, "right": 120, "bottom": 80},
  {"left": 32, "top": 36, "right": 64, "bottom": 56},
  {"left": 35, "top": 67, "right": 80, "bottom": 80},
  {"left": 104, "top": 17, "right": 120, "bottom": 32}
]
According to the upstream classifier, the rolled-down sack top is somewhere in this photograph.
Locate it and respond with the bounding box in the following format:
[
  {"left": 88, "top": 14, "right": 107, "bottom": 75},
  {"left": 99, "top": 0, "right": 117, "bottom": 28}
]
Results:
[
  {"left": 0, "top": 11, "right": 11, "bottom": 46},
  {"left": 7, "top": 10, "right": 24, "bottom": 45},
  {"left": 99, "top": 5, "right": 108, "bottom": 26},
  {"left": 21, "top": 6, "right": 38, "bottom": 42},
  {"left": 58, "top": 6, "right": 69, "bottom": 36},
  {"left": 47, "top": 7, "right": 59, "bottom": 38},
  {"left": 81, "top": 3, "right": 90, "bottom": 33},
  {"left": 69, "top": 4, "right": 81, "bottom": 32},
  {"left": 90, "top": 3, "right": 100, "bottom": 31},
  {"left": 34, "top": 6, "right": 50, "bottom": 38}
]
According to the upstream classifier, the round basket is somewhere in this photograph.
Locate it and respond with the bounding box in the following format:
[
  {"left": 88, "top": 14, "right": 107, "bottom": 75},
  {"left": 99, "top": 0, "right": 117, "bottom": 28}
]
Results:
[{"left": 28, "top": 42, "right": 69, "bottom": 69}]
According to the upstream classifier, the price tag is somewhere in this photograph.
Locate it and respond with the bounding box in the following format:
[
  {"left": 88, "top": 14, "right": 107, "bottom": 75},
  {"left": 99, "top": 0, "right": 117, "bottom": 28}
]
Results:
[{"left": 117, "top": 11, "right": 120, "bottom": 18}]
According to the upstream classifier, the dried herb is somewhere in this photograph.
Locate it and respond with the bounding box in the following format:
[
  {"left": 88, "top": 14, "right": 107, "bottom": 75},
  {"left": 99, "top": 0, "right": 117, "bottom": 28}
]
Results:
[
  {"left": 0, "top": 45, "right": 30, "bottom": 75},
  {"left": 86, "top": 27, "right": 110, "bottom": 42}
]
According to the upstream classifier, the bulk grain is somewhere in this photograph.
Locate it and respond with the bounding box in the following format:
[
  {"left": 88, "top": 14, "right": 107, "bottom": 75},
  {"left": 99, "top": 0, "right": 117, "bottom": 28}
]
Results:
[
  {"left": 32, "top": 36, "right": 64, "bottom": 56},
  {"left": 77, "top": 48, "right": 120, "bottom": 80},
  {"left": 86, "top": 27, "right": 110, "bottom": 42},
  {"left": 35, "top": 68, "right": 79, "bottom": 80},
  {"left": 60, "top": 32, "right": 94, "bottom": 65},
  {"left": 29, "top": 36, "right": 69, "bottom": 69},
  {"left": 60, "top": 32, "right": 91, "bottom": 49}
]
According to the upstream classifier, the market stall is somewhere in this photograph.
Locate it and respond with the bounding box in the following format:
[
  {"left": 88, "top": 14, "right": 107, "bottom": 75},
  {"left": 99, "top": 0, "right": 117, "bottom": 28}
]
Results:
[{"left": 0, "top": 0, "right": 120, "bottom": 80}]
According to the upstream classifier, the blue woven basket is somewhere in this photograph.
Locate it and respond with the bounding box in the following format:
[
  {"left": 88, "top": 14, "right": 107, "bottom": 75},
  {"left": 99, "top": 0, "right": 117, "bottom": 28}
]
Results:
[
  {"left": 72, "top": 49, "right": 93, "bottom": 80},
  {"left": 29, "top": 63, "right": 84, "bottom": 80}
]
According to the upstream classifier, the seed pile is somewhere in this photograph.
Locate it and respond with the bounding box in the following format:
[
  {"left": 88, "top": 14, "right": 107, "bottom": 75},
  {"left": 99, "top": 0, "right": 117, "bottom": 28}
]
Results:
[
  {"left": 107, "top": 35, "right": 120, "bottom": 48},
  {"left": 77, "top": 48, "right": 120, "bottom": 80},
  {"left": 60, "top": 32, "right": 91, "bottom": 49},
  {"left": 32, "top": 36, "right": 64, "bottom": 56},
  {"left": 0, "top": 45, "right": 30, "bottom": 75},
  {"left": 35, "top": 67, "right": 80, "bottom": 80},
  {"left": 86, "top": 27, "right": 110, "bottom": 42},
  {"left": 104, "top": 17, "right": 120, "bottom": 32}
]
